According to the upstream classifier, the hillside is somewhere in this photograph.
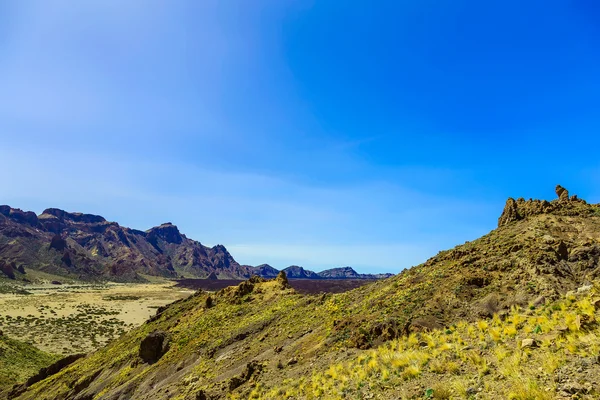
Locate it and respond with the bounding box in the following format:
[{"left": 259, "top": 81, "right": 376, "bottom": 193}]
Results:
[
  {"left": 0, "top": 333, "right": 59, "bottom": 390},
  {"left": 0, "top": 207, "right": 259, "bottom": 281},
  {"left": 5, "top": 186, "right": 600, "bottom": 399}
]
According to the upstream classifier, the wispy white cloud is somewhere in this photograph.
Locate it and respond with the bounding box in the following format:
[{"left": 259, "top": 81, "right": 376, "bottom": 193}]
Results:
[
  {"left": 0, "top": 2, "right": 500, "bottom": 273},
  {"left": 0, "top": 146, "right": 494, "bottom": 272}
]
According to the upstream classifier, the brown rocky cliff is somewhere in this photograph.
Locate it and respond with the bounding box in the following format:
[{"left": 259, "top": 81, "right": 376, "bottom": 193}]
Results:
[
  {"left": 498, "top": 185, "right": 596, "bottom": 227},
  {"left": 0, "top": 206, "right": 253, "bottom": 281}
]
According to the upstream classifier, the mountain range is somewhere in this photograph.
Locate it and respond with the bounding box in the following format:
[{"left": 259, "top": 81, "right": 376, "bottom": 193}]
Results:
[
  {"left": 0, "top": 206, "right": 391, "bottom": 282},
  {"left": 6, "top": 185, "right": 600, "bottom": 399}
]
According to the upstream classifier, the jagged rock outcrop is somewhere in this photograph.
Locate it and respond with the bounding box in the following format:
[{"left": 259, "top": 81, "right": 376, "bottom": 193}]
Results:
[
  {"left": 0, "top": 205, "right": 260, "bottom": 281},
  {"left": 0, "top": 206, "right": 39, "bottom": 227},
  {"left": 498, "top": 186, "right": 593, "bottom": 227},
  {"left": 556, "top": 185, "right": 570, "bottom": 202}
]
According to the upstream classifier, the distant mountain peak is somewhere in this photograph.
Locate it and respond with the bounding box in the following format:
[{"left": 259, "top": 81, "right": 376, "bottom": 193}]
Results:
[
  {"left": 282, "top": 265, "right": 321, "bottom": 279},
  {"left": 146, "top": 223, "right": 183, "bottom": 244}
]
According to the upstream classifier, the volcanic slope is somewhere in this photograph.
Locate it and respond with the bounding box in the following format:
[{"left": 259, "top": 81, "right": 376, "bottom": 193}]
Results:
[
  {"left": 7, "top": 187, "right": 600, "bottom": 399},
  {"left": 0, "top": 334, "right": 59, "bottom": 390}
]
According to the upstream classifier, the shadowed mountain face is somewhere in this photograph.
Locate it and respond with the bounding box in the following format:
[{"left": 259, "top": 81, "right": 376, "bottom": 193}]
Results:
[
  {"left": 0, "top": 207, "right": 392, "bottom": 282},
  {"left": 7, "top": 186, "right": 600, "bottom": 400},
  {"left": 245, "top": 264, "right": 280, "bottom": 278},
  {"left": 0, "top": 207, "right": 255, "bottom": 281},
  {"left": 282, "top": 265, "right": 321, "bottom": 279}
]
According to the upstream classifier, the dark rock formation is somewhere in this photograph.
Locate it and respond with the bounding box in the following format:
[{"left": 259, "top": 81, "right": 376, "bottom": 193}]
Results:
[
  {"left": 49, "top": 235, "right": 67, "bottom": 252},
  {"left": 0, "top": 206, "right": 39, "bottom": 227},
  {"left": 139, "top": 331, "right": 169, "bottom": 364},
  {"left": 146, "top": 223, "right": 183, "bottom": 245},
  {"left": 0, "top": 260, "right": 16, "bottom": 279}
]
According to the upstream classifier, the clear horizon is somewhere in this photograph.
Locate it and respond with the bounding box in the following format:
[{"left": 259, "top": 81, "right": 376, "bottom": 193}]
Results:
[{"left": 2, "top": 1, "right": 599, "bottom": 274}]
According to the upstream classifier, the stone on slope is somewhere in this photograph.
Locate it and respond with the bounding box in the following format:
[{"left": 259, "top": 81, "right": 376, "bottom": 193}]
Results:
[{"left": 139, "top": 331, "right": 170, "bottom": 364}]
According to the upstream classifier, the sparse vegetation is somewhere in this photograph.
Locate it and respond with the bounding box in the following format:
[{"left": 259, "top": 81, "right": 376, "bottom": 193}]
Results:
[
  {"left": 0, "top": 334, "right": 59, "bottom": 389},
  {"left": 5, "top": 191, "right": 600, "bottom": 399}
]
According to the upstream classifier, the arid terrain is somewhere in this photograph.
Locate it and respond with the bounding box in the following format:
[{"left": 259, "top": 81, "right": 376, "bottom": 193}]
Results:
[
  {"left": 175, "top": 278, "right": 377, "bottom": 294},
  {"left": 2, "top": 187, "right": 600, "bottom": 400},
  {"left": 0, "top": 282, "right": 193, "bottom": 355}
]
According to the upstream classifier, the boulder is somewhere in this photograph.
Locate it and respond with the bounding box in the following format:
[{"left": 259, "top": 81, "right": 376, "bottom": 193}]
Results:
[{"left": 139, "top": 331, "right": 170, "bottom": 363}]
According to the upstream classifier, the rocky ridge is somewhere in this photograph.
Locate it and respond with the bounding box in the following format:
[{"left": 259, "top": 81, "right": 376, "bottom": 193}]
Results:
[
  {"left": 7, "top": 186, "right": 600, "bottom": 399},
  {"left": 0, "top": 206, "right": 392, "bottom": 282},
  {"left": 0, "top": 206, "right": 255, "bottom": 281}
]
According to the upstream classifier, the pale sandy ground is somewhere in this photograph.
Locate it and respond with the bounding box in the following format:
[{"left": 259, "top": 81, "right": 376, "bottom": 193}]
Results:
[{"left": 0, "top": 283, "right": 193, "bottom": 354}]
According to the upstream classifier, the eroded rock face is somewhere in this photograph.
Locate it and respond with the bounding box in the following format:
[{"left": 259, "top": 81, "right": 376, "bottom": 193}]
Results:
[
  {"left": 0, "top": 206, "right": 39, "bottom": 227},
  {"left": 42, "top": 208, "right": 106, "bottom": 224},
  {"left": 139, "top": 331, "right": 169, "bottom": 364},
  {"left": 556, "top": 185, "right": 569, "bottom": 201},
  {"left": 49, "top": 235, "right": 67, "bottom": 252},
  {"left": 146, "top": 223, "right": 183, "bottom": 244},
  {"left": 1, "top": 204, "right": 255, "bottom": 280},
  {"left": 498, "top": 186, "right": 593, "bottom": 227},
  {"left": 498, "top": 198, "right": 520, "bottom": 226}
]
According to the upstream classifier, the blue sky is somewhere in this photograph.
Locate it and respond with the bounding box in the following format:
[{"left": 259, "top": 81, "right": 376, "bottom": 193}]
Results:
[{"left": 1, "top": 1, "right": 599, "bottom": 273}]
